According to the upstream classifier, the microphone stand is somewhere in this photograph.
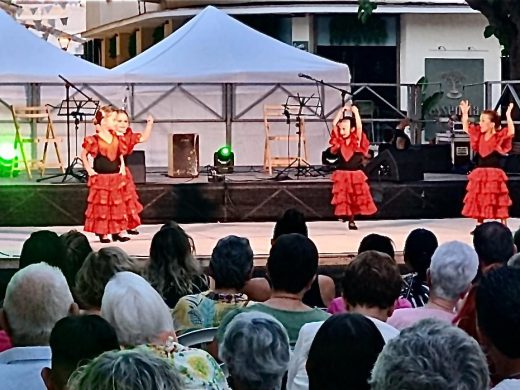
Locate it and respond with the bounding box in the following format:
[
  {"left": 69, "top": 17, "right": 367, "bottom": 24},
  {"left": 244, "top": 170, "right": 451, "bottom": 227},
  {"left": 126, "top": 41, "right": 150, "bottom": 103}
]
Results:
[{"left": 298, "top": 74, "right": 352, "bottom": 116}]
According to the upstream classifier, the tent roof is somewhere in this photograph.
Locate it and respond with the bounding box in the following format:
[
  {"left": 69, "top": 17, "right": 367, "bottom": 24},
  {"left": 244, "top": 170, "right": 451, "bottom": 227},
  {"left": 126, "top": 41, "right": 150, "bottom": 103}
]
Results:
[
  {"left": 113, "top": 6, "right": 349, "bottom": 83},
  {"left": 0, "top": 10, "right": 111, "bottom": 83}
]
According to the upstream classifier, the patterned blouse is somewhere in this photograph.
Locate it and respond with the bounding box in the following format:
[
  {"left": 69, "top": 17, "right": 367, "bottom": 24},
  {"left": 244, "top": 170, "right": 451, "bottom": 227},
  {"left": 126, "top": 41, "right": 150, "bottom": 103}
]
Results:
[
  {"left": 146, "top": 338, "right": 229, "bottom": 390},
  {"left": 172, "top": 290, "right": 251, "bottom": 334}
]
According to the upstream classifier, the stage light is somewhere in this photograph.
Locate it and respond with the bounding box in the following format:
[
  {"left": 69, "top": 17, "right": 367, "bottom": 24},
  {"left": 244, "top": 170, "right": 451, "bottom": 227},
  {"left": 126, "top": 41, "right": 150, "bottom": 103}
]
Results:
[
  {"left": 214, "top": 145, "right": 234, "bottom": 174},
  {"left": 0, "top": 144, "right": 18, "bottom": 177}
]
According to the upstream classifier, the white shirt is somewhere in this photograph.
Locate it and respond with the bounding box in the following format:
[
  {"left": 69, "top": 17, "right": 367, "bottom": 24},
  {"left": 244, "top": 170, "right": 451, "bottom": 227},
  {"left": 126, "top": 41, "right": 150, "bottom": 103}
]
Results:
[
  {"left": 492, "top": 379, "right": 520, "bottom": 390},
  {"left": 287, "top": 317, "right": 399, "bottom": 390},
  {"left": 0, "top": 346, "right": 51, "bottom": 390}
]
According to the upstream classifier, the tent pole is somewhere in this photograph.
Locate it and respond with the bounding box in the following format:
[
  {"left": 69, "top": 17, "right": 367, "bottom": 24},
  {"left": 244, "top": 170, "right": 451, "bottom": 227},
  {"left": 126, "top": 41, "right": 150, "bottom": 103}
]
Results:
[{"left": 225, "top": 83, "right": 233, "bottom": 146}]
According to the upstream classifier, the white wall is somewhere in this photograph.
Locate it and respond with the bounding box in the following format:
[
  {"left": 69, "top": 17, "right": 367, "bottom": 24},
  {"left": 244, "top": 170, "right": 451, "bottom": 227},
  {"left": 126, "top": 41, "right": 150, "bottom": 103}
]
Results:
[
  {"left": 86, "top": 1, "right": 161, "bottom": 31},
  {"left": 399, "top": 13, "right": 501, "bottom": 109}
]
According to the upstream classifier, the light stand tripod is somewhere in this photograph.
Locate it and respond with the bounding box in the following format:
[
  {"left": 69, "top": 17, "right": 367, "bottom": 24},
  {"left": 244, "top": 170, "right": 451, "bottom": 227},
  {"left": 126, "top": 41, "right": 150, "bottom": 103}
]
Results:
[
  {"left": 274, "top": 94, "right": 324, "bottom": 180},
  {"left": 38, "top": 75, "right": 99, "bottom": 183}
]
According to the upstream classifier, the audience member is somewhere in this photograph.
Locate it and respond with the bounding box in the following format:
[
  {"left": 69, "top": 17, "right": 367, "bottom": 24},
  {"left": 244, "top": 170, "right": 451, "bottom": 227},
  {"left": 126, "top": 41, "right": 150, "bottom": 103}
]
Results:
[
  {"left": 67, "top": 348, "right": 183, "bottom": 390},
  {"left": 173, "top": 235, "right": 253, "bottom": 333},
  {"left": 370, "top": 319, "right": 489, "bottom": 390},
  {"left": 389, "top": 241, "right": 478, "bottom": 330},
  {"left": 477, "top": 266, "right": 520, "bottom": 389},
  {"left": 146, "top": 222, "right": 209, "bottom": 308},
  {"left": 0, "top": 263, "right": 76, "bottom": 390},
  {"left": 41, "top": 315, "right": 120, "bottom": 390},
  {"left": 101, "top": 271, "right": 228, "bottom": 389},
  {"left": 288, "top": 251, "right": 401, "bottom": 390},
  {"left": 400, "top": 228, "right": 438, "bottom": 307},
  {"left": 74, "top": 247, "right": 141, "bottom": 313},
  {"left": 59, "top": 230, "right": 93, "bottom": 290},
  {"left": 214, "top": 233, "right": 329, "bottom": 357},
  {"left": 220, "top": 312, "right": 290, "bottom": 390},
  {"left": 19, "top": 230, "right": 66, "bottom": 270},
  {"left": 306, "top": 313, "right": 385, "bottom": 390}
]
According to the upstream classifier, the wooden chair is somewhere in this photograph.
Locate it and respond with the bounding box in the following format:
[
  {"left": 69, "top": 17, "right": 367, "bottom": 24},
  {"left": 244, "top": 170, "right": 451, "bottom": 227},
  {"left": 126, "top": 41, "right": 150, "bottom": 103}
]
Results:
[
  {"left": 11, "top": 105, "right": 65, "bottom": 178},
  {"left": 263, "top": 104, "right": 308, "bottom": 175}
]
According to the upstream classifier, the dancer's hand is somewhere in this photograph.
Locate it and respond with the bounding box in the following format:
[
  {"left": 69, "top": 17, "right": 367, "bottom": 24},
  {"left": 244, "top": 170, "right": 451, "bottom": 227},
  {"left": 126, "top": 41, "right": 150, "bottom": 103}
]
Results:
[
  {"left": 146, "top": 115, "right": 154, "bottom": 125},
  {"left": 87, "top": 169, "right": 97, "bottom": 177},
  {"left": 506, "top": 102, "right": 514, "bottom": 118},
  {"left": 459, "top": 100, "right": 470, "bottom": 116},
  {"left": 119, "top": 165, "right": 126, "bottom": 176},
  {"left": 351, "top": 105, "right": 359, "bottom": 115}
]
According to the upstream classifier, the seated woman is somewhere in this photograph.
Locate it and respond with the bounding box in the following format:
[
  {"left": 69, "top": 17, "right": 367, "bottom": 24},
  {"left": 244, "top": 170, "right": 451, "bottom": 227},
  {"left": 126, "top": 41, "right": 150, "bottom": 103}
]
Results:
[{"left": 173, "top": 235, "right": 254, "bottom": 333}]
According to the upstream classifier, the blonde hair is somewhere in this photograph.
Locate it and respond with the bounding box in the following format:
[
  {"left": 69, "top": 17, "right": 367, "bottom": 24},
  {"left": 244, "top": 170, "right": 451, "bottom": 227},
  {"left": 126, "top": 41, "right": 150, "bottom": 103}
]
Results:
[{"left": 94, "top": 105, "right": 116, "bottom": 126}]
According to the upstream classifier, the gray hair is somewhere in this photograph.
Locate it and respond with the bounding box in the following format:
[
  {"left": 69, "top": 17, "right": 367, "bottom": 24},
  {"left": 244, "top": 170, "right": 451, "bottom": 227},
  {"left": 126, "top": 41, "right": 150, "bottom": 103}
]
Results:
[
  {"left": 101, "top": 271, "right": 174, "bottom": 346},
  {"left": 429, "top": 241, "right": 478, "bottom": 300},
  {"left": 67, "top": 347, "right": 183, "bottom": 390},
  {"left": 4, "top": 262, "right": 73, "bottom": 346},
  {"left": 210, "top": 235, "right": 253, "bottom": 289},
  {"left": 508, "top": 253, "right": 520, "bottom": 268},
  {"left": 370, "top": 319, "right": 489, "bottom": 390},
  {"left": 219, "top": 312, "right": 290, "bottom": 390},
  {"left": 75, "top": 247, "right": 141, "bottom": 310}
]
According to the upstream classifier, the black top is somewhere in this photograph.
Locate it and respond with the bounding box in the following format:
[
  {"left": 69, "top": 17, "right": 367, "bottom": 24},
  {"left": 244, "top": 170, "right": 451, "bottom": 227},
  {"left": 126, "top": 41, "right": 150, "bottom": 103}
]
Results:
[
  {"left": 392, "top": 129, "right": 411, "bottom": 150},
  {"left": 400, "top": 273, "right": 429, "bottom": 308},
  {"left": 302, "top": 277, "right": 326, "bottom": 308},
  {"left": 93, "top": 155, "right": 120, "bottom": 174},
  {"left": 163, "top": 274, "right": 209, "bottom": 308},
  {"left": 477, "top": 151, "right": 505, "bottom": 168}
]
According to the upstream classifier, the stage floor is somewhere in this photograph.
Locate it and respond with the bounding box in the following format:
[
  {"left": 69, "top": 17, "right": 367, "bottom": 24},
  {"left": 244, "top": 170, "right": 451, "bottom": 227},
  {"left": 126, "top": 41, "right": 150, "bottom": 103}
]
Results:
[{"left": 1, "top": 218, "right": 516, "bottom": 264}]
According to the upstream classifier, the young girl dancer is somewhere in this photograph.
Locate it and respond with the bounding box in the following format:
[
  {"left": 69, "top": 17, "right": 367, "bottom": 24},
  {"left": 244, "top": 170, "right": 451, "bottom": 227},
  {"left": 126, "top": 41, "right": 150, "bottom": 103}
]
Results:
[
  {"left": 81, "top": 106, "right": 130, "bottom": 243},
  {"left": 329, "top": 104, "right": 377, "bottom": 229},
  {"left": 115, "top": 110, "right": 154, "bottom": 235},
  {"left": 460, "top": 100, "right": 515, "bottom": 229}
]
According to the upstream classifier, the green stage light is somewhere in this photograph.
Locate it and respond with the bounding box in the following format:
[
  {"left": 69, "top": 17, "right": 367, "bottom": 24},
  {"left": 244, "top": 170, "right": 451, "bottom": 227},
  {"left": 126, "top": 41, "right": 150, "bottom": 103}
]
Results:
[
  {"left": 214, "top": 145, "right": 234, "bottom": 174},
  {"left": 0, "top": 143, "right": 18, "bottom": 178}
]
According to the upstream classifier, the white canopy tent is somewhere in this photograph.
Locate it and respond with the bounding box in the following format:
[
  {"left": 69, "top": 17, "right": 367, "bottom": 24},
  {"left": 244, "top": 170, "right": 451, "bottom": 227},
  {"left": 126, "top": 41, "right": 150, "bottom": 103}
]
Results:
[{"left": 112, "top": 6, "right": 350, "bottom": 166}]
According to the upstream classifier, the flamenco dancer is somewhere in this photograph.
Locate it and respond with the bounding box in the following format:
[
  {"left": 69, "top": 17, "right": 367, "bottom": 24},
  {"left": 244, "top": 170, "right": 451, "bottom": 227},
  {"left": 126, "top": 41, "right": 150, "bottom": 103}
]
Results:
[
  {"left": 460, "top": 100, "right": 515, "bottom": 230},
  {"left": 81, "top": 105, "right": 130, "bottom": 243},
  {"left": 115, "top": 110, "right": 154, "bottom": 235},
  {"left": 329, "top": 103, "right": 377, "bottom": 230}
]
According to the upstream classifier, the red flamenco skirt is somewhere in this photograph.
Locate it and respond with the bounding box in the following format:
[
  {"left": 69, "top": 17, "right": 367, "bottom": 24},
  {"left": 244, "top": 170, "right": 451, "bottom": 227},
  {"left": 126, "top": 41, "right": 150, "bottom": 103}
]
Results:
[
  {"left": 122, "top": 167, "right": 143, "bottom": 230},
  {"left": 462, "top": 167, "right": 511, "bottom": 220},
  {"left": 84, "top": 173, "right": 129, "bottom": 235},
  {"left": 331, "top": 170, "right": 377, "bottom": 217}
]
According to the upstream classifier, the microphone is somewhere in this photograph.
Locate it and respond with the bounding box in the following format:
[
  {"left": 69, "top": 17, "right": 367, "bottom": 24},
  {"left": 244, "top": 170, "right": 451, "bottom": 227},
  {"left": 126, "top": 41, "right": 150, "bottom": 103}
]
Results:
[
  {"left": 298, "top": 73, "right": 313, "bottom": 80},
  {"left": 283, "top": 107, "right": 290, "bottom": 124}
]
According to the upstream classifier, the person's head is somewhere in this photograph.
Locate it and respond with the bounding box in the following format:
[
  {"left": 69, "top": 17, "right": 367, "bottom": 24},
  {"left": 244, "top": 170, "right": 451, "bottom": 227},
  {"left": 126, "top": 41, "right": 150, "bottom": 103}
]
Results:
[
  {"left": 75, "top": 247, "right": 141, "bottom": 310},
  {"left": 115, "top": 109, "right": 130, "bottom": 134},
  {"left": 479, "top": 109, "right": 501, "bottom": 133},
  {"left": 306, "top": 313, "right": 385, "bottom": 390},
  {"left": 337, "top": 117, "right": 353, "bottom": 139},
  {"left": 67, "top": 348, "right": 183, "bottom": 390},
  {"left": 93, "top": 105, "right": 117, "bottom": 131},
  {"left": 19, "top": 230, "right": 66, "bottom": 270},
  {"left": 219, "top": 312, "right": 290, "bottom": 390},
  {"left": 358, "top": 234, "right": 395, "bottom": 259},
  {"left": 477, "top": 266, "right": 520, "bottom": 377},
  {"left": 210, "top": 235, "right": 253, "bottom": 290},
  {"left": 0, "top": 263, "right": 75, "bottom": 347},
  {"left": 370, "top": 319, "right": 489, "bottom": 390},
  {"left": 508, "top": 253, "right": 520, "bottom": 268},
  {"left": 101, "top": 272, "right": 174, "bottom": 347},
  {"left": 396, "top": 118, "right": 411, "bottom": 130},
  {"left": 59, "top": 230, "right": 93, "bottom": 290},
  {"left": 42, "top": 315, "right": 120, "bottom": 390},
  {"left": 513, "top": 228, "right": 520, "bottom": 253},
  {"left": 147, "top": 224, "right": 201, "bottom": 297},
  {"left": 267, "top": 233, "right": 318, "bottom": 295},
  {"left": 342, "top": 251, "right": 402, "bottom": 318},
  {"left": 403, "top": 228, "right": 438, "bottom": 280},
  {"left": 473, "top": 222, "right": 514, "bottom": 267},
  {"left": 428, "top": 241, "right": 478, "bottom": 302},
  {"left": 272, "top": 208, "right": 308, "bottom": 243}
]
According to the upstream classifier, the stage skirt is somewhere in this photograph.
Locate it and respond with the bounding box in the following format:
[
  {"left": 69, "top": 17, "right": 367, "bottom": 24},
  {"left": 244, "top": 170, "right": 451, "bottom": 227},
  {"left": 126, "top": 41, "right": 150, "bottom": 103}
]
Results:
[
  {"left": 122, "top": 167, "right": 143, "bottom": 230},
  {"left": 331, "top": 170, "right": 377, "bottom": 217},
  {"left": 462, "top": 167, "right": 511, "bottom": 220},
  {"left": 84, "top": 173, "right": 129, "bottom": 235}
]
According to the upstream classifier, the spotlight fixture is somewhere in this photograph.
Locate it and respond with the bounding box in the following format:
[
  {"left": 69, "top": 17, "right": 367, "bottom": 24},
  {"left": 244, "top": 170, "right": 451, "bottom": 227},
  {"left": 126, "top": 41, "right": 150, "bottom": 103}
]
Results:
[
  {"left": 214, "top": 145, "right": 234, "bottom": 174},
  {"left": 0, "top": 144, "right": 18, "bottom": 177}
]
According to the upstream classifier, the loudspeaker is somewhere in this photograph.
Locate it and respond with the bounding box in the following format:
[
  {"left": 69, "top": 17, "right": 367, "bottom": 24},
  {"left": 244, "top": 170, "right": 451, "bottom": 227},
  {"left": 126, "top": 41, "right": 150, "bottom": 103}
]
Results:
[
  {"left": 417, "top": 144, "right": 453, "bottom": 173},
  {"left": 365, "top": 148, "right": 424, "bottom": 182},
  {"left": 168, "top": 134, "right": 199, "bottom": 178},
  {"left": 126, "top": 151, "right": 146, "bottom": 184}
]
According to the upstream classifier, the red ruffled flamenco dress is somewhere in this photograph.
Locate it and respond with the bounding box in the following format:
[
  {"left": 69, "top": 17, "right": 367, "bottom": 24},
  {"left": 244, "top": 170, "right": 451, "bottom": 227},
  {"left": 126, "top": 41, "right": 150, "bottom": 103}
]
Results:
[
  {"left": 119, "top": 128, "right": 144, "bottom": 230},
  {"left": 462, "top": 124, "right": 513, "bottom": 220},
  {"left": 83, "top": 133, "right": 129, "bottom": 235},
  {"left": 329, "top": 129, "right": 377, "bottom": 218}
]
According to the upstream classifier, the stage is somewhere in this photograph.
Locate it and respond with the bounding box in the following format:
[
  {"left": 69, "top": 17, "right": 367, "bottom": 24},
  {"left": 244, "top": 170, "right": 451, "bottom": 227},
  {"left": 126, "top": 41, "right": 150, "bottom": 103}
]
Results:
[{"left": 3, "top": 166, "right": 520, "bottom": 227}]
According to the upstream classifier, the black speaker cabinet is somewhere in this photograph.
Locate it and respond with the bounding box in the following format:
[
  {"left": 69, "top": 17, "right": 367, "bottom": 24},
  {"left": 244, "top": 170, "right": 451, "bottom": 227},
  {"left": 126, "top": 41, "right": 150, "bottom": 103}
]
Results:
[
  {"left": 418, "top": 144, "right": 453, "bottom": 173},
  {"left": 168, "top": 134, "right": 199, "bottom": 178},
  {"left": 365, "top": 148, "right": 424, "bottom": 182},
  {"left": 126, "top": 151, "right": 146, "bottom": 184}
]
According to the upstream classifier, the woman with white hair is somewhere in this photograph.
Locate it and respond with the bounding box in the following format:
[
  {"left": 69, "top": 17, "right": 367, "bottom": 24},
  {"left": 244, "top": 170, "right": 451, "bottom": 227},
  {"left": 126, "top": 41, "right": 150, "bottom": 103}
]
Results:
[
  {"left": 101, "top": 271, "right": 228, "bottom": 390},
  {"left": 219, "top": 311, "right": 290, "bottom": 390},
  {"left": 369, "top": 319, "right": 489, "bottom": 390},
  {"left": 67, "top": 347, "right": 183, "bottom": 390},
  {"left": 388, "top": 241, "right": 479, "bottom": 330}
]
